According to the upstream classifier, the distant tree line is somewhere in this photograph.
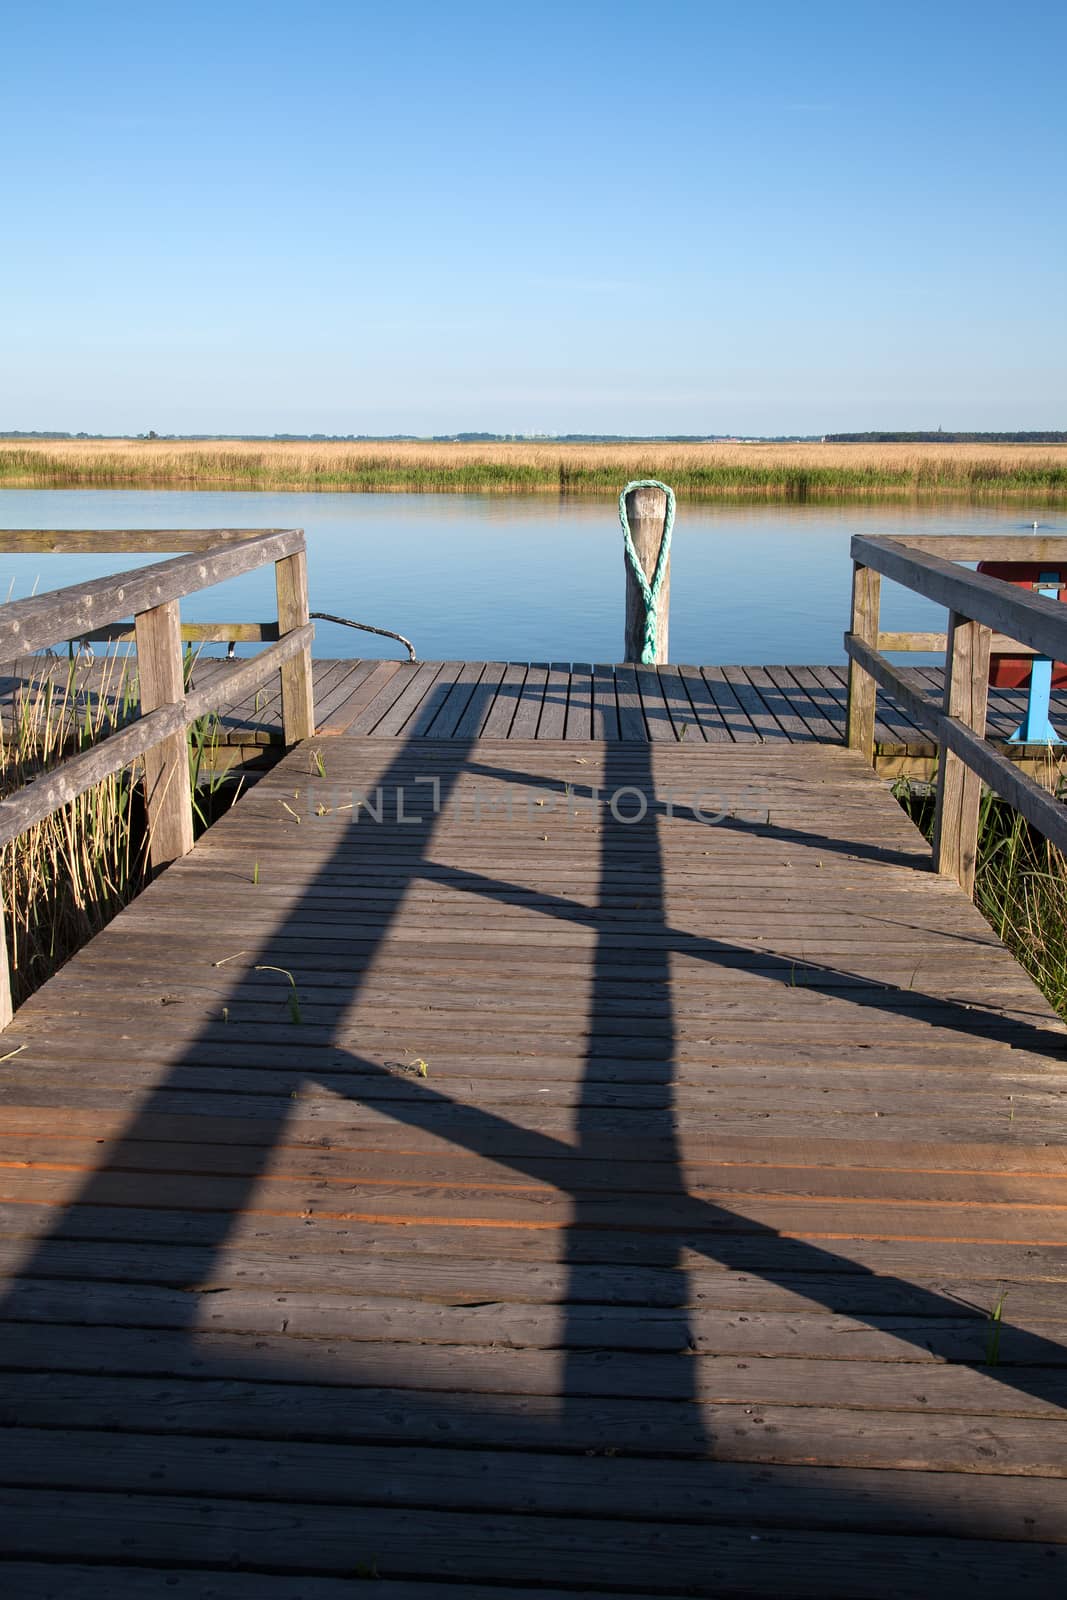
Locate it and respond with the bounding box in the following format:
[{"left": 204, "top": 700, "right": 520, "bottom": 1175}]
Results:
[{"left": 824, "top": 431, "right": 1067, "bottom": 444}]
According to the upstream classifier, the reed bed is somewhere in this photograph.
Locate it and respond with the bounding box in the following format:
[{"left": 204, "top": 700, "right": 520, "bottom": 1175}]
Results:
[
  {"left": 2, "top": 438, "right": 1066, "bottom": 499},
  {"left": 1, "top": 651, "right": 239, "bottom": 1006},
  {"left": 0, "top": 654, "right": 147, "bottom": 1004},
  {"left": 894, "top": 776, "right": 1067, "bottom": 1019}
]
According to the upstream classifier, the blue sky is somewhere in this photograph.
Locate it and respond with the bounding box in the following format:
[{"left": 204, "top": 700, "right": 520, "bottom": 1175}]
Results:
[{"left": 2, "top": 0, "right": 1063, "bottom": 436}]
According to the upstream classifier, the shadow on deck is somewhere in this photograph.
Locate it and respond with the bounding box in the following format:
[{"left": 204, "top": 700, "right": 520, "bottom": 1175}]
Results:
[{"left": 0, "top": 732, "right": 1065, "bottom": 1595}]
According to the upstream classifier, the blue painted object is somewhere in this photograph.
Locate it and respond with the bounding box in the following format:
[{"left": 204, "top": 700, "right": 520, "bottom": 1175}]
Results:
[{"left": 1008, "top": 572, "right": 1064, "bottom": 745}]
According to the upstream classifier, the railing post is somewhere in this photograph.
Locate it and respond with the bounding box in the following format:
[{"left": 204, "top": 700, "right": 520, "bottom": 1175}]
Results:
[
  {"left": 0, "top": 883, "right": 12, "bottom": 1029},
  {"left": 933, "top": 613, "right": 991, "bottom": 896},
  {"left": 135, "top": 598, "right": 195, "bottom": 871},
  {"left": 275, "top": 549, "right": 315, "bottom": 742},
  {"left": 846, "top": 562, "right": 880, "bottom": 761}
]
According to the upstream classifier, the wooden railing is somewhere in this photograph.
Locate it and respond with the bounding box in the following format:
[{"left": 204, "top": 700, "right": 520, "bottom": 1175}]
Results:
[
  {"left": 0, "top": 529, "right": 316, "bottom": 1026},
  {"left": 845, "top": 534, "right": 1067, "bottom": 896},
  {"left": 0, "top": 528, "right": 299, "bottom": 649}
]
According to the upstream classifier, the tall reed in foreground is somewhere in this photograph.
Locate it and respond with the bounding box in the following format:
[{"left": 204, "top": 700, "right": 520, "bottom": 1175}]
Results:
[
  {"left": 1, "top": 651, "right": 244, "bottom": 1006},
  {"left": 894, "top": 776, "right": 1067, "bottom": 1018},
  {"left": 0, "top": 653, "right": 147, "bottom": 1005}
]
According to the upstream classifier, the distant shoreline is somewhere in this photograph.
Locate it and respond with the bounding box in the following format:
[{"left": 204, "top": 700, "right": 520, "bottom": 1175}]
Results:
[{"left": 1, "top": 438, "right": 1065, "bottom": 501}]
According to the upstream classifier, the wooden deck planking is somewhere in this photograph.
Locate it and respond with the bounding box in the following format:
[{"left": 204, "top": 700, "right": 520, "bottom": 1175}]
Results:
[
  {"left": 5, "top": 656, "right": 1067, "bottom": 769},
  {"left": 314, "top": 659, "right": 401, "bottom": 733},
  {"left": 0, "top": 735, "right": 1065, "bottom": 1593},
  {"left": 590, "top": 662, "right": 620, "bottom": 740},
  {"left": 563, "top": 660, "right": 593, "bottom": 740},
  {"left": 536, "top": 664, "right": 570, "bottom": 739},
  {"left": 508, "top": 662, "right": 548, "bottom": 739}
]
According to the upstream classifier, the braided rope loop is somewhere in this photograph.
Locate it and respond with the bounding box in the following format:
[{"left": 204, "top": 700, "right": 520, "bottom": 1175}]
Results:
[{"left": 619, "top": 479, "right": 676, "bottom": 663}]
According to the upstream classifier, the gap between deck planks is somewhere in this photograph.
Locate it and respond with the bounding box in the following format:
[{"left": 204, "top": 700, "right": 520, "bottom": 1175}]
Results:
[{"left": 0, "top": 738, "right": 1065, "bottom": 1596}]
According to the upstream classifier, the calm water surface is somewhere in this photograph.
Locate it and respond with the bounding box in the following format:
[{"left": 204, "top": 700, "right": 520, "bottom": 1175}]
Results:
[{"left": 0, "top": 491, "right": 1059, "bottom": 662}]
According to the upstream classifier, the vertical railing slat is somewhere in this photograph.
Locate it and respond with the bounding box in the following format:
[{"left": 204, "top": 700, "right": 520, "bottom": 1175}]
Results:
[
  {"left": 845, "top": 562, "right": 881, "bottom": 761},
  {"left": 933, "top": 613, "right": 992, "bottom": 896},
  {"left": 275, "top": 549, "right": 315, "bottom": 743},
  {"left": 0, "top": 882, "right": 12, "bottom": 1030},
  {"left": 135, "top": 598, "right": 195, "bottom": 871}
]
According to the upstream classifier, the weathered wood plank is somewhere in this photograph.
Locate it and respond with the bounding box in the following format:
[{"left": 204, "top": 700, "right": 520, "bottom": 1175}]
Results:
[
  {"left": 4, "top": 1429, "right": 1065, "bottom": 1542},
  {"left": 315, "top": 659, "right": 401, "bottom": 734},
  {"left": 356, "top": 660, "right": 449, "bottom": 736},
  {"left": 743, "top": 665, "right": 817, "bottom": 741},
  {"left": 590, "top": 662, "right": 620, "bottom": 739},
  {"left": 134, "top": 599, "right": 195, "bottom": 868},
  {"left": 306, "top": 659, "right": 382, "bottom": 729},
  {"left": 766, "top": 666, "right": 843, "bottom": 742},
  {"left": 613, "top": 662, "right": 647, "bottom": 740},
  {"left": 0, "top": 735, "right": 1063, "bottom": 1593},
  {"left": 721, "top": 665, "right": 790, "bottom": 739},
  {"left": 0, "top": 531, "right": 304, "bottom": 658},
  {"left": 0, "top": 1571, "right": 682, "bottom": 1600},
  {"left": 846, "top": 561, "right": 881, "bottom": 758},
  {"left": 674, "top": 664, "right": 733, "bottom": 741},
  {"left": 274, "top": 545, "right": 315, "bottom": 743},
  {"left": 853, "top": 535, "right": 1067, "bottom": 660},
  {"left": 0, "top": 884, "right": 11, "bottom": 1030},
  {"left": 508, "top": 663, "right": 548, "bottom": 739},
  {"left": 536, "top": 663, "right": 570, "bottom": 738},
  {"left": 562, "top": 660, "right": 592, "bottom": 740},
  {"left": 934, "top": 614, "right": 992, "bottom": 894},
  {"left": 0, "top": 1485, "right": 1065, "bottom": 1596},
  {"left": 0, "top": 528, "right": 293, "bottom": 554}
]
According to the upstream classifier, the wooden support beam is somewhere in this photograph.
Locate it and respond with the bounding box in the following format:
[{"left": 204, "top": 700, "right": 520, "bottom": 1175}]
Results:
[
  {"left": 623, "top": 484, "right": 670, "bottom": 664},
  {"left": 876, "top": 631, "right": 948, "bottom": 654},
  {"left": 845, "top": 564, "right": 880, "bottom": 761},
  {"left": 275, "top": 550, "right": 315, "bottom": 743},
  {"left": 134, "top": 600, "right": 194, "bottom": 871},
  {"left": 877, "top": 630, "right": 1040, "bottom": 657},
  {"left": 933, "top": 615, "right": 992, "bottom": 896},
  {"left": 77, "top": 621, "right": 281, "bottom": 646}
]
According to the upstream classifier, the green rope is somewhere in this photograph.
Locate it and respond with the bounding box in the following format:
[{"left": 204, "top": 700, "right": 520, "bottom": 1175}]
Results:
[{"left": 619, "top": 479, "right": 676, "bottom": 663}]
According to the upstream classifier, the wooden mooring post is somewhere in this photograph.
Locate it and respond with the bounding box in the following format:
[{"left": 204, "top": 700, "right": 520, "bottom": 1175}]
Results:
[{"left": 623, "top": 483, "right": 671, "bottom": 664}]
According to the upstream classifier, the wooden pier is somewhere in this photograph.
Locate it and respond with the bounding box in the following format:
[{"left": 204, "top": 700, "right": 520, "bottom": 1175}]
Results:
[{"left": 0, "top": 531, "right": 1066, "bottom": 1595}]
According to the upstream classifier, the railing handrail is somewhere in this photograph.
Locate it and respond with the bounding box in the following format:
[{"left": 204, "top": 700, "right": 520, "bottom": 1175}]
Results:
[
  {"left": 0, "top": 530, "right": 304, "bottom": 658},
  {"left": 852, "top": 536, "right": 1067, "bottom": 661},
  {"left": 845, "top": 533, "right": 1067, "bottom": 897},
  {"left": 0, "top": 529, "right": 293, "bottom": 554},
  {"left": 853, "top": 534, "right": 1067, "bottom": 561}
]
